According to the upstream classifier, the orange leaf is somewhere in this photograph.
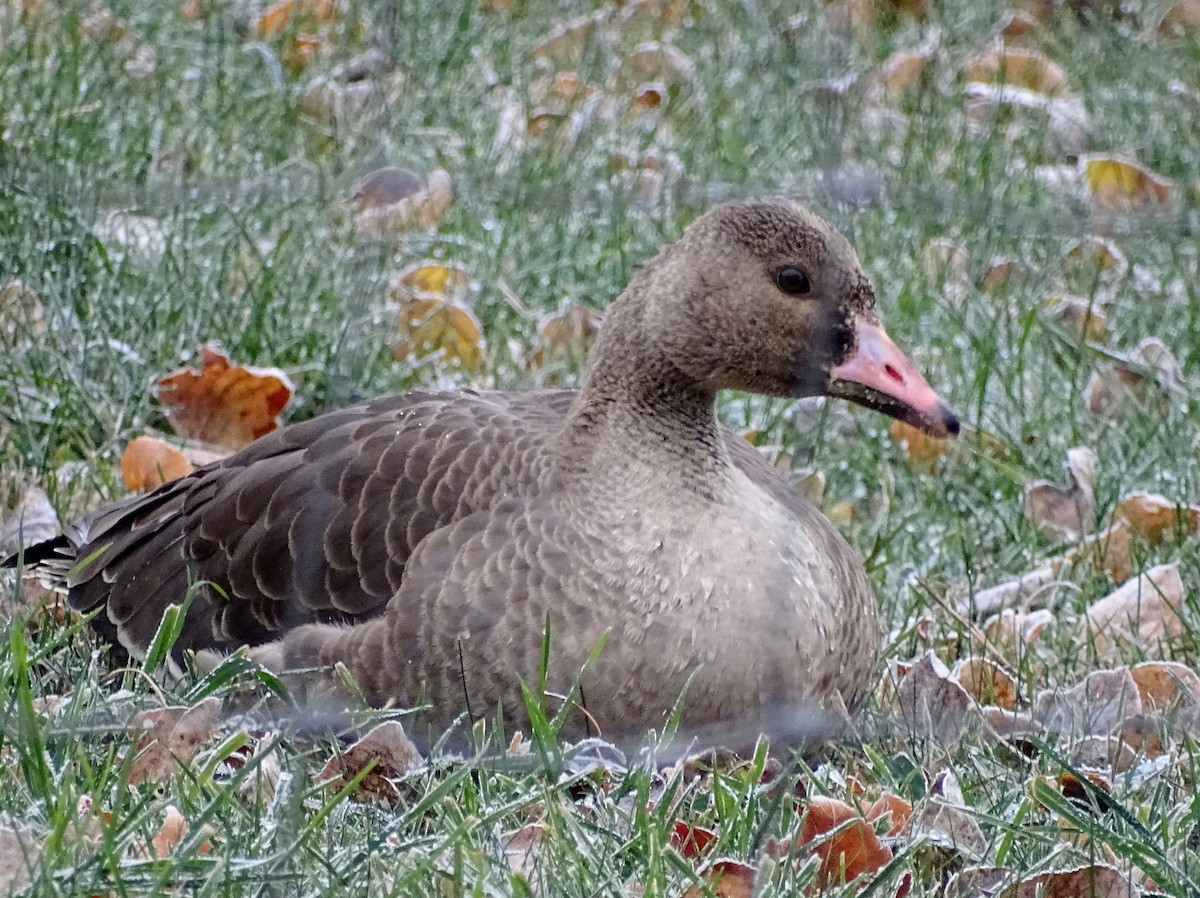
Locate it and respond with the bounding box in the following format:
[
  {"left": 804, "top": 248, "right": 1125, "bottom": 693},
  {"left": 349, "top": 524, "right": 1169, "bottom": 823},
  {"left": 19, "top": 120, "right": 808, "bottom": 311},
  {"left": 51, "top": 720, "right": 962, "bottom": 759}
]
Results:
[
  {"left": 1111, "top": 491, "right": 1199, "bottom": 543},
  {"left": 891, "top": 419, "right": 946, "bottom": 470},
  {"left": 681, "top": 859, "right": 755, "bottom": 898},
  {"left": 963, "top": 44, "right": 1067, "bottom": 96},
  {"left": 251, "top": 0, "right": 338, "bottom": 37},
  {"left": 798, "top": 797, "right": 892, "bottom": 887},
  {"left": 671, "top": 820, "right": 718, "bottom": 859},
  {"left": 866, "top": 793, "right": 913, "bottom": 837},
  {"left": 1129, "top": 660, "right": 1200, "bottom": 709},
  {"left": 155, "top": 344, "right": 293, "bottom": 450},
  {"left": 121, "top": 436, "right": 193, "bottom": 491}
]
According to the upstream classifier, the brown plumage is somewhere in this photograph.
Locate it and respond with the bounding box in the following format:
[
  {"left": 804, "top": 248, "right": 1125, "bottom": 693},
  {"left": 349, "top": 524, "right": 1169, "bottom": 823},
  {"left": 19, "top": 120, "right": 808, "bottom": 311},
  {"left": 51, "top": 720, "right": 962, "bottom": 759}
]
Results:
[{"left": 8, "top": 202, "right": 958, "bottom": 747}]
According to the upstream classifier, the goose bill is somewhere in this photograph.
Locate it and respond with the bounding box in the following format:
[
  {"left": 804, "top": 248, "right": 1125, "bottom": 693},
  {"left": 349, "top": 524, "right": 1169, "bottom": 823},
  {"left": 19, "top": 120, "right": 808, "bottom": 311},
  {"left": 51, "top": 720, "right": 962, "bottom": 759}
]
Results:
[{"left": 827, "top": 318, "right": 960, "bottom": 439}]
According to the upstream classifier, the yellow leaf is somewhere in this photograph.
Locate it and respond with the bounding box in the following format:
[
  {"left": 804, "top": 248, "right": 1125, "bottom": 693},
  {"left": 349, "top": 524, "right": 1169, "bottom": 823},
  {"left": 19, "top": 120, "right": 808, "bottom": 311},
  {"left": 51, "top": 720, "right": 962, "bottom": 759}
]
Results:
[
  {"left": 121, "top": 436, "right": 194, "bottom": 492},
  {"left": 1081, "top": 155, "right": 1174, "bottom": 210},
  {"left": 394, "top": 295, "right": 486, "bottom": 373},
  {"left": 395, "top": 262, "right": 471, "bottom": 299}
]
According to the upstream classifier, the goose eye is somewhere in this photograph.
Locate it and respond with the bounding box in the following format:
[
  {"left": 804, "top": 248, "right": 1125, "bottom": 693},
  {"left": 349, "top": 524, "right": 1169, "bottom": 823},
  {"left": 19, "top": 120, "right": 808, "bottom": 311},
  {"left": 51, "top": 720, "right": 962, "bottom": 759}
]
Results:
[{"left": 775, "top": 266, "right": 811, "bottom": 296}]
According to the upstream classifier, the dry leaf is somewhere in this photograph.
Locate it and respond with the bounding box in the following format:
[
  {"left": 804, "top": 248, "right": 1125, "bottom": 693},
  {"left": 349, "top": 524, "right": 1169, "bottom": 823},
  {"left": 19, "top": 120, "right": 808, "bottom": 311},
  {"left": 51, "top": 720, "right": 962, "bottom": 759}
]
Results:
[
  {"left": 354, "top": 169, "right": 453, "bottom": 238},
  {"left": 1081, "top": 155, "right": 1174, "bottom": 210},
  {"left": 315, "top": 720, "right": 423, "bottom": 806},
  {"left": 0, "top": 823, "right": 39, "bottom": 895},
  {"left": 953, "top": 658, "right": 1019, "bottom": 709},
  {"left": 502, "top": 823, "right": 545, "bottom": 883},
  {"left": 393, "top": 294, "right": 486, "bottom": 374},
  {"left": 922, "top": 238, "right": 969, "bottom": 283},
  {"left": 1085, "top": 562, "right": 1187, "bottom": 657},
  {"left": 250, "top": 0, "right": 338, "bottom": 37},
  {"left": 394, "top": 262, "right": 471, "bottom": 300},
  {"left": 891, "top": 419, "right": 947, "bottom": 470},
  {"left": 629, "top": 81, "right": 669, "bottom": 112},
  {"left": 1035, "top": 668, "right": 1142, "bottom": 736},
  {"left": 670, "top": 820, "right": 718, "bottom": 859},
  {"left": 531, "top": 11, "right": 606, "bottom": 67},
  {"left": 996, "top": 9, "right": 1041, "bottom": 40},
  {"left": 121, "top": 436, "right": 194, "bottom": 492},
  {"left": 1047, "top": 295, "right": 1107, "bottom": 342},
  {"left": 893, "top": 652, "right": 975, "bottom": 746},
  {"left": 982, "top": 608, "right": 1054, "bottom": 647},
  {"left": 1022, "top": 447, "right": 1096, "bottom": 542},
  {"left": 866, "top": 793, "right": 913, "bottom": 837},
  {"left": 963, "top": 43, "right": 1068, "bottom": 96},
  {"left": 1064, "top": 236, "right": 1127, "bottom": 281},
  {"left": 0, "top": 280, "right": 45, "bottom": 345},
  {"left": 911, "top": 772, "right": 987, "bottom": 859},
  {"left": 1111, "top": 714, "right": 1165, "bottom": 760},
  {"left": 1008, "top": 865, "right": 1137, "bottom": 898},
  {"left": 870, "top": 44, "right": 933, "bottom": 100},
  {"left": 1158, "top": 1, "right": 1200, "bottom": 38},
  {"left": 156, "top": 344, "right": 294, "bottom": 450},
  {"left": 681, "top": 858, "right": 755, "bottom": 898},
  {"left": 0, "top": 486, "right": 59, "bottom": 554},
  {"left": 981, "top": 257, "right": 1025, "bottom": 292},
  {"left": 353, "top": 167, "right": 425, "bottom": 209},
  {"left": 1111, "top": 492, "right": 1199, "bottom": 543},
  {"left": 127, "top": 697, "right": 222, "bottom": 785},
  {"left": 620, "top": 41, "right": 694, "bottom": 91},
  {"left": 1129, "top": 660, "right": 1200, "bottom": 709},
  {"left": 527, "top": 300, "right": 603, "bottom": 380},
  {"left": 794, "top": 797, "right": 892, "bottom": 887}
]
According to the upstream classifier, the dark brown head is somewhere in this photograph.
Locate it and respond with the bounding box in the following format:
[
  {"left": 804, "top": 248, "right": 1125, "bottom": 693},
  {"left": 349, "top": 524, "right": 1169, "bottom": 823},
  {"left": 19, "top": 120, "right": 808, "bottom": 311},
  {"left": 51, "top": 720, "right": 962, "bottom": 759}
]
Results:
[{"left": 636, "top": 201, "right": 959, "bottom": 438}]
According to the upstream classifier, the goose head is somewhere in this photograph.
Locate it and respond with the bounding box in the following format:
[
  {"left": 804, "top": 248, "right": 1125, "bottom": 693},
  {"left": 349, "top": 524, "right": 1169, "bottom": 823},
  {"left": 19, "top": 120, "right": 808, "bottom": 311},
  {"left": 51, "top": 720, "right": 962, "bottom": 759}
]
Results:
[{"left": 642, "top": 201, "right": 960, "bottom": 438}]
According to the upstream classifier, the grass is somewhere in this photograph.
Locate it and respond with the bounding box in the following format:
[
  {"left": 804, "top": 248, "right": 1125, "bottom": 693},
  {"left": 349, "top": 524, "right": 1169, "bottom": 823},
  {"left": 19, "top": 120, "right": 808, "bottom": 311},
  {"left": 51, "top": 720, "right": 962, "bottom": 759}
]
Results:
[{"left": 3, "top": 0, "right": 1200, "bottom": 894}]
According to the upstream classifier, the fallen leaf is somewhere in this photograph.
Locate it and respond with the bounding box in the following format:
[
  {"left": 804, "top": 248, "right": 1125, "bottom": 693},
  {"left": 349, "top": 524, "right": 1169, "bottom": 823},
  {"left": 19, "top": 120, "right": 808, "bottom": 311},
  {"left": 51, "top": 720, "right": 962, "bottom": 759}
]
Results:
[
  {"left": 910, "top": 772, "right": 987, "bottom": 859},
  {"left": 963, "top": 43, "right": 1068, "bottom": 96},
  {"left": 982, "top": 608, "right": 1054, "bottom": 648},
  {"left": 1021, "top": 447, "right": 1096, "bottom": 542},
  {"left": 790, "top": 797, "right": 892, "bottom": 887},
  {"left": 1047, "top": 295, "right": 1107, "bottom": 342},
  {"left": 1008, "top": 864, "right": 1137, "bottom": 898},
  {"left": 1129, "top": 660, "right": 1200, "bottom": 709},
  {"left": 1111, "top": 713, "right": 1165, "bottom": 759},
  {"left": 392, "top": 294, "right": 486, "bottom": 374},
  {"left": 1064, "top": 236, "right": 1127, "bottom": 281},
  {"left": 127, "top": 697, "right": 222, "bottom": 785},
  {"left": 0, "top": 486, "right": 60, "bottom": 554},
  {"left": 394, "top": 262, "right": 471, "bottom": 300},
  {"left": 0, "top": 823, "right": 39, "bottom": 894},
  {"left": 250, "top": 0, "right": 338, "bottom": 37},
  {"left": 1035, "top": 668, "right": 1142, "bottom": 736},
  {"left": 315, "top": 720, "right": 423, "bottom": 806},
  {"left": 155, "top": 344, "right": 294, "bottom": 450},
  {"left": 121, "top": 436, "right": 194, "bottom": 492},
  {"left": 953, "top": 658, "right": 1019, "bottom": 709},
  {"left": 502, "top": 823, "right": 545, "bottom": 883},
  {"left": 1085, "top": 563, "right": 1187, "bottom": 658},
  {"left": 1111, "top": 491, "right": 1199, "bottom": 543},
  {"left": 1071, "top": 734, "right": 1136, "bottom": 773},
  {"left": 1081, "top": 155, "right": 1174, "bottom": 210},
  {"left": 996, "top": 9, "right": 1041, "bottom": 40},
  {"left": 1158, "top": 0, "right": 1200, "bottom": 38},
  {"left": 671, "top": 820, "right": 718, "bottom": 859},
  {"left": 893, "top": 652, "right": 975, "bottom": 747},
  {"left": 681, "top": 858, "right": 755, "bottom": 898},
  {"left": 866, "top": 793, "right": 913, "bottom": 836},
  {"left": 981, "top": 257, "right": 1025, "bottom": 292},
  {"left": 0, "top": 280, "right": 45, "bottom": 345},
  {"left": 922, "top": 238, "right": 969, "bottom": 283},
  {"left": 629, "top": 81, "right": 669, "bottom": 112},
  {"left": 354, "top": 169, "right": 453, "bottom": 238},
  {"left": 531, "top": 300, "right": 602, "bottom": 375},
  {"left": 869, "top": 33, "right": 938, "bottom": 101},
  {"left": 891, "top": 419, "right": 947, "bottom": 470},
  {"left": 353, "top": 167, "right": 425, "bottom": 209}
]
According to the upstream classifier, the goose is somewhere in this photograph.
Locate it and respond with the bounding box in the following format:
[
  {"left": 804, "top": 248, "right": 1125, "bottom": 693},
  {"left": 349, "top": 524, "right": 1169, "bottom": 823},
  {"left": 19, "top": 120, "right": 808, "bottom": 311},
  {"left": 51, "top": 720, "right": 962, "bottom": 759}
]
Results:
[{"left": 7, "top": 201, "right": 958, "bottom": 747}]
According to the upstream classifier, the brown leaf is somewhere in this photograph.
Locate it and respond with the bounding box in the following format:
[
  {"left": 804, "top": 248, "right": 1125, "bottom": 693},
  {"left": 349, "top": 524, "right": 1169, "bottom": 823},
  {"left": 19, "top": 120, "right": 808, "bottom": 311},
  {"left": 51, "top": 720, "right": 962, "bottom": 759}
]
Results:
[
  {"left": 996, "top": 9, "right": 1041, "bottom": 41},
  {"left": 1034, "top": 668, "right": 1142, "bottom": 736},
  {"left": 1082, "top": 155, "right": 1174, "bottom": 210},
  {"left": 1158, "top": 1, "right": 1200, "bottom": 38},
  {"left": 1008, "top": 865, "right": 1137, "bottom": 898},
  {"left": 315, "top": 720, "right": 423, "bottom": 806},
  {"left": 870, "top": 45, "right": 933, "bottom": 100},
  {"left": 681, "top": 859, "right": 755, "bottom": 898},
  {"left": 1111, "top": 492, "right": 1199, "bottom": 543},
  {"left": 793, "top": 797, "right": 893, "bottom": 887},
  {"left": 502, "top": 823, "right": 545, "bottom": 883},
  {"left": 1021, "top": 447, "right": 1096, "bottom": 542},
  {"left": 0, "top": 280, "right": 45, "bottom": 345},
  {"left": 1084, "top": 337, "right": 1185, "bottom": 422},
  {"left": 127, "top": 697, "right": 222, "bottom": 786},
  {"left": 911, "top": 772, "right": 987, "bottom": 859},
  {"left": 121, "top": 436, "right": 194, "bottom": 492},
  {"left": 393, "top": 294, "right": 486, "bottom": 374},
  {"left": 922, "top": 238, "right": 969, "bottom": 283},
  {"left": 982, "top": 608, "right": 1054, "bottom": 648},
  {"left": 981, "top": 257, "right": 1026, "bottom": 292},
  {"left": 953, "top": 658, "right": 1019, "bottom": 710},
  {"left": 670, "top": 820, "right": 718, "bottom": 859},
  {"left": 963, "top": 43, "right": 1068, "bottom": 97},
  {"left": 527, "top": 300, "right": 603, "bottom": 380},
  {"left": 1064, "top": 236, "right": 1127, "bottom": 280},
  {"left": 353, "top": 169, "right": 453, "bottom": 238},
  {"left": 1085, "top": 563, "right": 1187, "bottom": 658},
  {"left": 1129, "top": 660, "right": 1200, "bottom": 709},
  {"left": 1112, "top": 713, "right": 1165, "bottom": 760},
  {"left": 0, "top": 824, "right": 39, "bottom": 895},
  {"left": 1047, "top": 296, "right": 1107, "bottom": 343},
  {"left": 155, "top": 344, "right": 294, "bottom": 450},
  {"left": 893, "top": 652, "right": 975, "bottom": 746}
]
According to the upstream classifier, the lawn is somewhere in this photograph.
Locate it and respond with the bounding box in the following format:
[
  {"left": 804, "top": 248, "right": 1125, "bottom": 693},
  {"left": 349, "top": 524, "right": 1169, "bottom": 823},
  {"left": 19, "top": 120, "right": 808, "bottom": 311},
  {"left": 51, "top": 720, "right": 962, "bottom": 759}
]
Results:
[{"left": 3, "top": 0, "right": 1200, "bottom": 895}]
